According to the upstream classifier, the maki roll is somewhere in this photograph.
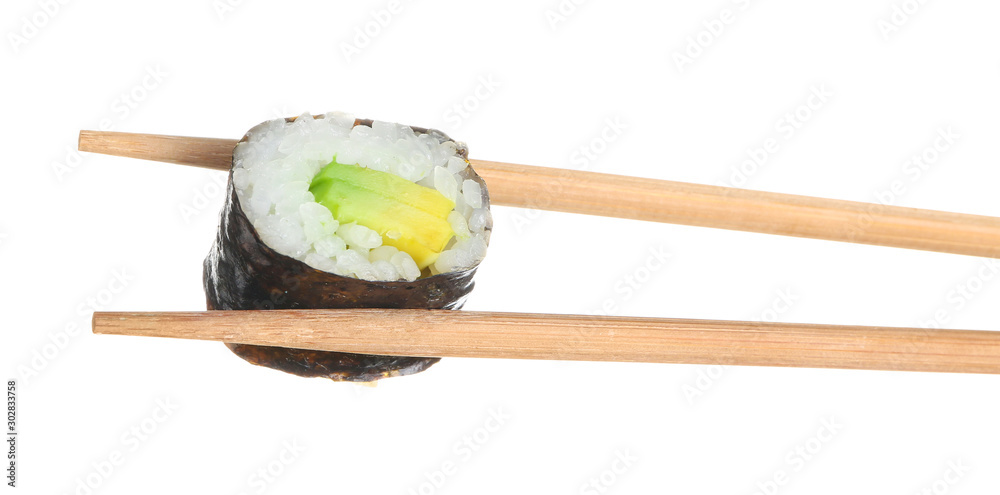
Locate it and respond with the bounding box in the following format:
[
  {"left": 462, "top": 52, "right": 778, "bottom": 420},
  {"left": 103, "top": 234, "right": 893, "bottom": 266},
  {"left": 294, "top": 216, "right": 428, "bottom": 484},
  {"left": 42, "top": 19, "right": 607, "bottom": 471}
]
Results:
[{"left": 203, "top": 113, "right": 492, "bottom": 381}]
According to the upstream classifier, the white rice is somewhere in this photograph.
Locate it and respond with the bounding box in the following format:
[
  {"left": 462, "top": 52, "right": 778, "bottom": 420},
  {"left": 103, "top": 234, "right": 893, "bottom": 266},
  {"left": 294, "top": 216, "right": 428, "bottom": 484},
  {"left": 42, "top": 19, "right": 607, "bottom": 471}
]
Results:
[{"left": 232, "top": 112, "right": 491, "bottom": 282}]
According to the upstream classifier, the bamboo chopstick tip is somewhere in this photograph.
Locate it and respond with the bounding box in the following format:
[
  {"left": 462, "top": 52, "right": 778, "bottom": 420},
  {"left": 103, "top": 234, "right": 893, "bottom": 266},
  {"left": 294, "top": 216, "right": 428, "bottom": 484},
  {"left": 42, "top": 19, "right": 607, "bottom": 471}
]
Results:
[
  {"left": 90, "top": 311, "right": 116, "bottom": 334},
  {"left": 78, "top": 130, "right": 98, "bottom": 152}
]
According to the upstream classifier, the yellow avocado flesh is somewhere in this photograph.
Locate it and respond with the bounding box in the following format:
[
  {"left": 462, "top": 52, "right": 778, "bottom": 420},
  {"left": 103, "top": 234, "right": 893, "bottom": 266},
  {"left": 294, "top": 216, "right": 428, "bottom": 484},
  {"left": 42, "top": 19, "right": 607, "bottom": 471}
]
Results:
[{"left": 309, "top": 160, "right": 456, "bottom": 269}]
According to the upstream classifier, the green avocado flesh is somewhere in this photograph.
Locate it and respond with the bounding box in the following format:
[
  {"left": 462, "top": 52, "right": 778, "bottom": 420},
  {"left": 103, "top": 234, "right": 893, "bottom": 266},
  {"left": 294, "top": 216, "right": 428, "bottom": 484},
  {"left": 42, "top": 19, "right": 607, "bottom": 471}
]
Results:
[{"left": 309, "top": 160, "right": 456, "bottom": 270}]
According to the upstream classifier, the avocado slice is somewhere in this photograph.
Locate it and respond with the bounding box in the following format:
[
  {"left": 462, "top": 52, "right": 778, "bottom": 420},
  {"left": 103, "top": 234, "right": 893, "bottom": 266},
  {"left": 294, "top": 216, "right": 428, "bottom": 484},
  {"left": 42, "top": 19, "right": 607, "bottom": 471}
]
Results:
[{"left": 309, "top": 160, "right": 456, "bottom": 270}]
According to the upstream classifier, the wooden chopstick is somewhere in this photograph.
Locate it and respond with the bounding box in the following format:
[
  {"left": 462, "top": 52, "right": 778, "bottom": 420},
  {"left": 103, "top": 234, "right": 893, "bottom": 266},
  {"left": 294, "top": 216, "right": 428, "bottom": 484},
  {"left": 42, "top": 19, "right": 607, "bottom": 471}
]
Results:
[
  {"left": 78, "top": 130, "right": 1000, "bottom": 258},
  {"left": 92, "top": 309, "right": 1000, "bottom": 374}
]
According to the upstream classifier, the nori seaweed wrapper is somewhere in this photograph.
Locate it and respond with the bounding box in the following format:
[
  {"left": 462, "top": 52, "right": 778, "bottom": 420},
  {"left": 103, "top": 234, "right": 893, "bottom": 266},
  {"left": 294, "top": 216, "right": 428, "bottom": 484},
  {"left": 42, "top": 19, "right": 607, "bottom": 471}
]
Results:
[{"left": 203, "top": 115, "right": 491, "bottom": 381}]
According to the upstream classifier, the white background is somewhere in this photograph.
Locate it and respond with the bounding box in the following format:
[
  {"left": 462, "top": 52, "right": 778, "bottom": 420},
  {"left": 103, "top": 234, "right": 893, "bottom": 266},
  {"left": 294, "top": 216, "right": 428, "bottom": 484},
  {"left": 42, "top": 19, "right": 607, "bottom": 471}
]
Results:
[{"left": 3, "top": 0, "right": 999, "bottom": 493}]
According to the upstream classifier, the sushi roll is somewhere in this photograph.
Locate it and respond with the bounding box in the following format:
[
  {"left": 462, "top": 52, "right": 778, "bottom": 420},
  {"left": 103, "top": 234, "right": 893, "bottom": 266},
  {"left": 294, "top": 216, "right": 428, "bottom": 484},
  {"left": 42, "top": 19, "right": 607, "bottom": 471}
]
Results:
[{"left": 203, "top": 113, "right": 492, "bottom": 381}]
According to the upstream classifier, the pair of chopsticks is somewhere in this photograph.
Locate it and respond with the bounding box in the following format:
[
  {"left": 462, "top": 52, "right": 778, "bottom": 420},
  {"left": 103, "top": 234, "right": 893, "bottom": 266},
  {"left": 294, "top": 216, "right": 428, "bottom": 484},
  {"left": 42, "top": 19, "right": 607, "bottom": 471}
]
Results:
[{"left": 80, "top": 130, "right": 1000, "bottom": 375}]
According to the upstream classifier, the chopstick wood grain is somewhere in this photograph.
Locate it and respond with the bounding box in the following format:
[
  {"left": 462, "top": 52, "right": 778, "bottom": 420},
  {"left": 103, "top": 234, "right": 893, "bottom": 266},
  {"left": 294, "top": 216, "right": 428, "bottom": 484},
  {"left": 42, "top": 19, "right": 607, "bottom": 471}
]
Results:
[
  {"left": 79, "top": 130, "right": 237, "bottom": 171},
  {"left": 93, "top": 309, "right": 1000, "bottom": 374},
  {"left": 78, "top": 130, "right": 1000, "bottom": 258}
]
